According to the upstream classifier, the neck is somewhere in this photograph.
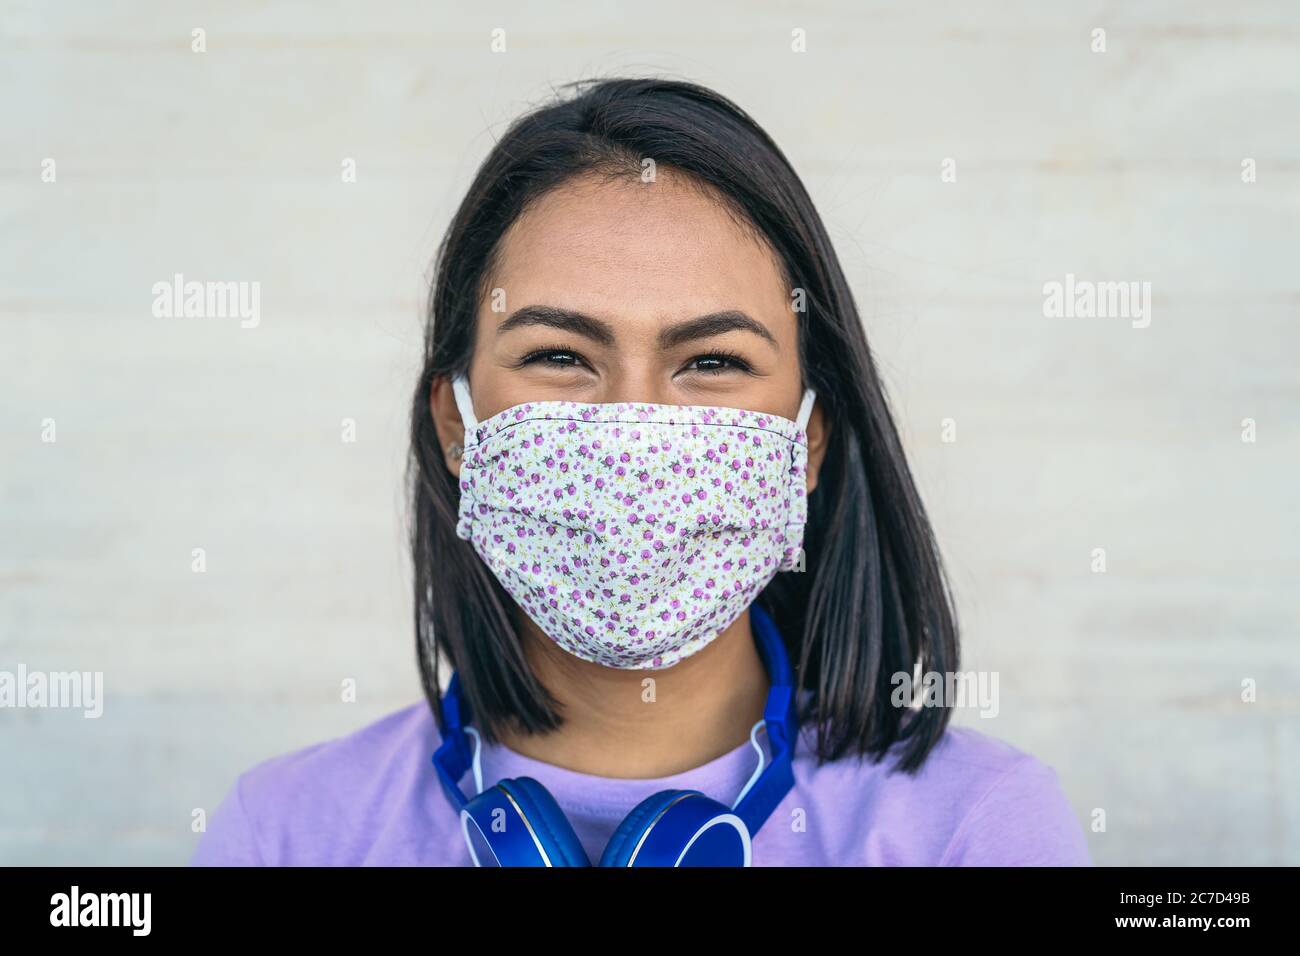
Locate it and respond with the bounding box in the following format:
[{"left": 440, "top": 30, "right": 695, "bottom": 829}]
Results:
[{"left": 496, "top": 608, "right": 770, "bottom": 778}]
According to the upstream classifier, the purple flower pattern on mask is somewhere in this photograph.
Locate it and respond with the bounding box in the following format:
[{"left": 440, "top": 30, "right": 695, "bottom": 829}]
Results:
[{"left": 455, "top": 398, "right": 810, "bottom": 669}]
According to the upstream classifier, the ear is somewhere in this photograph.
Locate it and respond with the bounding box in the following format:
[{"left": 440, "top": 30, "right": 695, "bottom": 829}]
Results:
[
  {"left": 430, "top": 374, "right": 468, "bottom": 479},
  {"left": 804, "top": 398, "right": 830, "bottom": 495}
]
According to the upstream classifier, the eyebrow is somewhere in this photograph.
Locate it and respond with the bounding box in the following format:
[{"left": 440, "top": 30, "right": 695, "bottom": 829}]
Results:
[{"left": 496, "top": 305, "right": 778, "bottom": 350}]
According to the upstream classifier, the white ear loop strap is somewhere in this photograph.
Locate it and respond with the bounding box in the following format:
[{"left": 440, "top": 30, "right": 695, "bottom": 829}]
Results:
[
  {"left": 795, "top": 388, "right": 817, "bottom": 432},
  {"left": 451, "top": 373, "right": 478, "bottom": 434}
]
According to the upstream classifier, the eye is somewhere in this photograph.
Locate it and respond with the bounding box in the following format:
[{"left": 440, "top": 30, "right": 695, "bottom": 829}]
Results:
[
  {"left": 683, "top": 351, "right": 753, "bottom": 375},
  {"left": 516, "top": 346, "right": 588, "bottom": 370}
]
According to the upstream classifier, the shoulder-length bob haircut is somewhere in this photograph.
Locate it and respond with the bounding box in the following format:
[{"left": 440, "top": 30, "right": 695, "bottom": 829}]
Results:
[{"left": 409, "top": 77, "right": 959, "bottom": 773}]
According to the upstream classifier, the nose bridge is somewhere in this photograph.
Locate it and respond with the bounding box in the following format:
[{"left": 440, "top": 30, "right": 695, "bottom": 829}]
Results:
[{"left": 598, "top": 363, "right": 670, "bottom": 405}]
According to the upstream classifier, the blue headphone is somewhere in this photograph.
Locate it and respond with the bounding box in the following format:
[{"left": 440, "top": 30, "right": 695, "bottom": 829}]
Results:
[{"left": 432, "top": 603, "right": 798, "bottom": 866}]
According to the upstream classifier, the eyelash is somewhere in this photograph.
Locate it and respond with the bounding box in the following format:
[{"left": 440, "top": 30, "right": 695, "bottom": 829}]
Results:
[
  {"left": 516, "top": 346, "right": 754, "bottom": 375},
  {"left": 685, "top": 349, "right": 753, "bottom": 375}
]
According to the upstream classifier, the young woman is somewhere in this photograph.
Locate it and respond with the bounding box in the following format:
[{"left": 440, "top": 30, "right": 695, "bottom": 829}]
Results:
[{"left": 193, "top": 77, "right": 1090, "bottom": 866}]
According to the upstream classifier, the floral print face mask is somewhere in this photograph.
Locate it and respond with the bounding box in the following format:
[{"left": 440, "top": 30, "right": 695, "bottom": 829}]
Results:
[{"left": 451, "top": 374, "right": 816, "bottom": 670}]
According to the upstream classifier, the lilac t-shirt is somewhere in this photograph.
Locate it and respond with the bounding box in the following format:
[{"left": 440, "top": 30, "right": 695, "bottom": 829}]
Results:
[{"left": 190, "top": 700, "right": 1091, "bottom": 866}]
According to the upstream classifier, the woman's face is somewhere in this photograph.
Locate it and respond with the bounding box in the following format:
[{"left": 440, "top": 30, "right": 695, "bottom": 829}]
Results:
[{"left": 433, "top": 168, "right": 829, "bottom": 491}]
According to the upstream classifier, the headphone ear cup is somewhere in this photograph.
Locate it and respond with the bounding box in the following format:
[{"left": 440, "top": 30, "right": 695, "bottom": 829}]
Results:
[
  {"left": 497, "top": 776, "right": 592, "bottom": 867},
  {"left": 459, "top": 785, "right": 532, "bottom": 866},
  {"left": 600, "top": 790, "right": 685, "bottom": 867},
  {"left": 601, "top": 789, "right": 753, "bottom": 867},
  {"left": 601, "top": 790, "right": 751, "bottom": 866}
]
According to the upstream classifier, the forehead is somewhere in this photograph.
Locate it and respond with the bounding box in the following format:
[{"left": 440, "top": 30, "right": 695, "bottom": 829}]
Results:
[{"left": 486, "top": 169, "right": 790, "bottom": 323}]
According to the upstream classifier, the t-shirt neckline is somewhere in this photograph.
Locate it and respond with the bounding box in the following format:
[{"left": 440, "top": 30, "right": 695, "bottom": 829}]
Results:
[{"left": 471, "top": 728, "right": 769, "bottom": 821}]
